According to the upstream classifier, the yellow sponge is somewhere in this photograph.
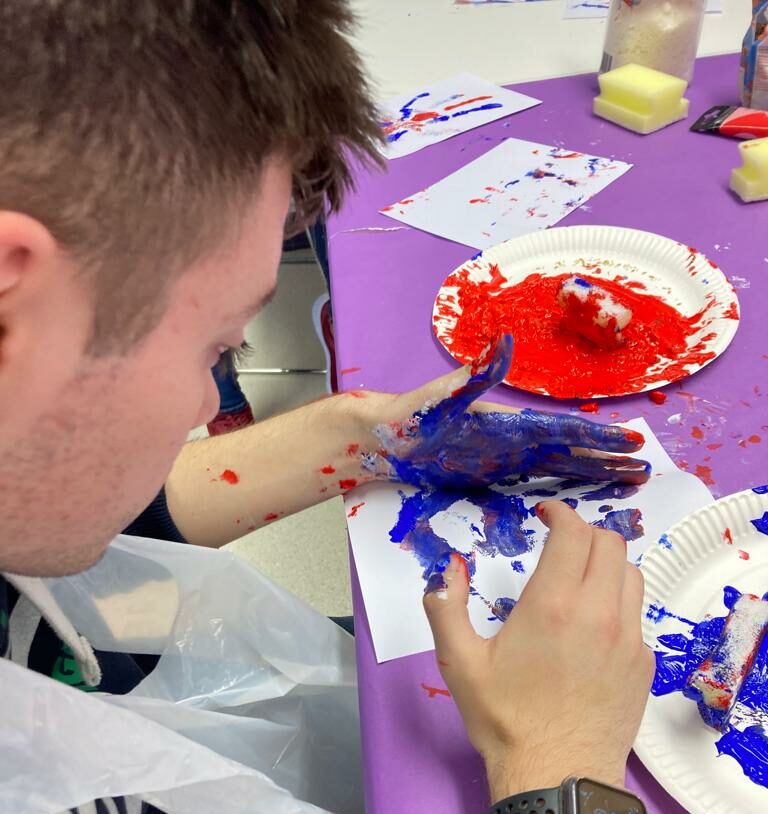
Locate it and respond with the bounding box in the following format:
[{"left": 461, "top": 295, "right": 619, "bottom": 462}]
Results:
[
  {"left": 594, "top": 63, "right": 689, "bottom": 135},
  {"left": 730, "top": 138, "right": 768, "bottom": 203}
]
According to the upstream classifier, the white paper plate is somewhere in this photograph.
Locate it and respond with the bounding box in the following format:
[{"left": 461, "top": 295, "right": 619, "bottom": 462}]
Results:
[
  {"left": 432, "top": 225, "right": 740, "bottom": 398},
  {"left": 636, "top": 486, "right": 768, "bottom": 814}
]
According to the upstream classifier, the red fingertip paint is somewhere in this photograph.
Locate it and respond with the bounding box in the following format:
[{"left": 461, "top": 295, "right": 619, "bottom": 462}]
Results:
[
  {"left": 220, "top": 469, "right": 239, "bottom": 485},
  {"left": 579, "top": 402, "right": 599, "bottom": 413},
  {"left": 321, "top": 465, "right": 336, "bottom": 474},
  {"left": 624, "top": 429, "right": 645, "bottom": 447},
  {"left": 339, "top": 479, "right": 357, "bottom": 490},
  {"left": 649, "top": 391, "right": 667, "bottom": 404},
  {"left": 420, "top": 682, "right": 451, "bottom": 699}
]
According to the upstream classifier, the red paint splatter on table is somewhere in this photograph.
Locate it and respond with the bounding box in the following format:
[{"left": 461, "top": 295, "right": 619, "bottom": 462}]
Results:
[
  {"left": 691, "top": 426, "right": 704, "bottom": 440},
  {"left": 649, "top": 391, "right": 667, "bottom": 405},
  {"left": 707, "top": 443, "right": 722, "bottom": 451},
  {"left": 339, "top": 479, "right": 358, "bottom": 491},
  {"left": 346, "top": 443, "right": 360, "bottom": 457},
  {"left": 739, "top": 550, "right": 751, "bottom": 560},
  {"left": 579, "top": 402, "right": 599, "bottom": 414},
  {"left": 321, "top": 465, "right": 336, "bottom": 474},
  {"left": 347, "top": 502, "right": 366, "bottom": 519},
  {"left": 749, "top": 434, "right": 762, "bottom": 444},
  {"left": 341, "top": 367, "right": 362, "bottom": 375},
  {"left": 420, "top": 683, "right": 451, "bottom": 699},
  {"left": 724, "top": 528, "right": 734, "bottom": 545},
  {"left": 694, "top": 464, "right": 715, "bottom": 485},
  {"left": 219, "top": 469, "right": 240, "bottom": 485},
  {"left": 434, "top": 267, "right": 717, "bottom": 398}
]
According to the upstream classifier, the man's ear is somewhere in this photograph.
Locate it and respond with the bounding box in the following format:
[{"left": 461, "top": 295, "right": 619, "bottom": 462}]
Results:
[{"left": 0, "top": 212, "right": 92, "bottom": 440}]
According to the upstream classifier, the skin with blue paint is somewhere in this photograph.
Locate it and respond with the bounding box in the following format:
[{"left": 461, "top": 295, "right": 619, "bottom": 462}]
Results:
[
  {"left": 374, "top": 334, "right": 651, "bottom": 491},
  {"left": 650, "top": 586, "right": 768, "bottom": 787}
]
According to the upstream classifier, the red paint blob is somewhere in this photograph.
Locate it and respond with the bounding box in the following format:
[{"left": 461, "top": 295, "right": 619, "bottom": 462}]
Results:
[
  {"left": 749, "top": 434, "right": 762, "bottom": 444},
  {"left": 435, "top": 267, "right": 717, "bottom": 398},
  {"left": 264, "top": 512, "right": 280, "bottom": 522},
  {"left": 341, "top": 367, "right": 362, "bottom": 376},
  {"left": 420, "top": 682, "right": 451, "bottom": 699},
  {"left": 724, "top": 528, "right": 734, "bottom": 545},
  {"left": 220, "top": 469, "right": 240, "bottom": 485},
  {"left": 694, "top": 464, "right": 715, "bottom": 485},
  {"left": 649, "top": 391, "right": 667, "bottom": 405},
  {"left": 339, "top": 479, "right": 358, "bottom": 491},
  {"left": 691, "top": 426, "right": 705, "bottom": 440},
  {"left": 347, "top": 502, "right": 366, "bottom": 518},
  {"left": 579, "top": 402, "right": 600, "bottom": 414},
  {"left": 320, "top": 465, "right": 336, "bottom": 474},
  {"left": 739, "top": 550, "right": 751, "bottom": 560},
  {"left": 624, "top": 429, "right": 645, "bottom": 447},
  {"left": 707, "top": 443, "right": 722, "bottom": 451},
  {"left": 346, "top": 443, "right": 360, "bottom": 457}
]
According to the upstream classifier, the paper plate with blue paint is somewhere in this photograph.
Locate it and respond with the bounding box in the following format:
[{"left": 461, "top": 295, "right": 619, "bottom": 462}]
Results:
[
  {"left": 636, "top": 485, "right": 768, "bottom": 814},
  {"left": 432, "top": 225, "right": 741, "bottom": 399}
]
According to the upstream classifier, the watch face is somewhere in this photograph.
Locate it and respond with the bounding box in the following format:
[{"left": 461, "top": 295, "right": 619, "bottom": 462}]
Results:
[{"left": 576, "top": 779, "right": 647, "bottom": 814}]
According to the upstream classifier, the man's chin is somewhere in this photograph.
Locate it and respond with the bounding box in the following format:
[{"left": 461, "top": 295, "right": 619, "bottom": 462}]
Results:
[{"left": 2, "top": 541, "right": 110, "bottom": 579}]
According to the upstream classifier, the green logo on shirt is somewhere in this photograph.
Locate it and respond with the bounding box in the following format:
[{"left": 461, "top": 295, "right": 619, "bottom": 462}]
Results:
[{"left": 51, "top": 645, "right": 99, "bottom": 692}]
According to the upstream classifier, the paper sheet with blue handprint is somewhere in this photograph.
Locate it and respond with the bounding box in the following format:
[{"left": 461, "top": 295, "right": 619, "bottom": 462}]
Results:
[{"left": 347, "top": 413, "right": 714, "bottom": 663}]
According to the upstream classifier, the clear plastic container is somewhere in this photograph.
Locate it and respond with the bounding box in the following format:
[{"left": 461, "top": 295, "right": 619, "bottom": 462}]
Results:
[{"left": 600, "top": 0, "right": 707, "bottom": 84}]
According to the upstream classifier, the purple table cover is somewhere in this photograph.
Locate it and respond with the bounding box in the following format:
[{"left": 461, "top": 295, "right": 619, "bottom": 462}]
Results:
[{"left": 327, "top": 54, "right": 766, "bottom": 814}]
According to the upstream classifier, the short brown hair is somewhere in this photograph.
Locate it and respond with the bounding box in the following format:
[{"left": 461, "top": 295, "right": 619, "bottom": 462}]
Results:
[{"left": 0, "top": 1, "right": 382, "bottom": 352}]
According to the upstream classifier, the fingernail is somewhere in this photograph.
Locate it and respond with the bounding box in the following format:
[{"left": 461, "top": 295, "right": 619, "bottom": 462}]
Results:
[
  {"left": 624, "top": 429, "right": 645, "bottom": 447},
  {"left": 534, "top": 501, "right": 546, "bottom": 520},
  {"left": 424, "top": 553, "right": 452, "bottom": 600}
]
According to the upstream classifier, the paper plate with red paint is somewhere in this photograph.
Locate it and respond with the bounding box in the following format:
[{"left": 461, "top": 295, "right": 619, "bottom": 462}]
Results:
[
  {"left": 432, "top": 225, "right": 740, "bottom": 399},
  {"left": 636, "top": 485, "right": 768, "bottom": 814}
]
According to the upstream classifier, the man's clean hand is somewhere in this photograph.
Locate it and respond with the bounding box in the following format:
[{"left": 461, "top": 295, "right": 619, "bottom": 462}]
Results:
[
  {"left": 362, "top": 334, "right": 651, "bottom": 489},
  {"left": 423, "top": 500, "right": 655, "bottom": 800}
]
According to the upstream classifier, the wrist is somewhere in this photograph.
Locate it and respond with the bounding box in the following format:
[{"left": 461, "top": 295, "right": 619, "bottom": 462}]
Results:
[{"left": 484, "top": 753, "right": 626, "bottom": 802}]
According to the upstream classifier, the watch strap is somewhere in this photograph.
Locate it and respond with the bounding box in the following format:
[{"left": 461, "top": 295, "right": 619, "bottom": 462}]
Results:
[{"left": 488, "top": 786, "right": 561, "bottom": 814}]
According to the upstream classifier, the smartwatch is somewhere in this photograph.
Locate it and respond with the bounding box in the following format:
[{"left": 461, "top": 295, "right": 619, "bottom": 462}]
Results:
[{"left": 488, "top": 777, "right": 647, "bottom": 814}]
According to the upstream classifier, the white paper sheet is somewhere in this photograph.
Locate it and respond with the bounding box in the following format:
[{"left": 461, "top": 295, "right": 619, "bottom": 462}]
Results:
[
  {"left": 457, "top": 0, "right": 551, "bottom": 4},
  {"left": 379, "top": 74, "right": 541, "bottom": 159},
  {"left": 346, "top": 418, "right": 714, "bottom": 663},
  {"left": 380, "top": 137, "right": 632, "bottom": 250},
  {"left": 564, "top": 0, "right": 720, "bottom": 19}
]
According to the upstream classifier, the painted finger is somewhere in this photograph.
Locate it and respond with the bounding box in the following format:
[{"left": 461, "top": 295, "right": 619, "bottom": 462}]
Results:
[
  {"left": 423, "top": 553, "right": 479, "bottom": 667},
  {"left": 424, "top": 334, "right": 514, "bottom": 428},
  {"left": 531, "top": 448, "right": 652, "bottom": 484},
  {"left": 529, "top": 500, "right": 595, "bottom": 589},
  {"left": 583, "top": 527, "right": 628, "bottom": 607}
]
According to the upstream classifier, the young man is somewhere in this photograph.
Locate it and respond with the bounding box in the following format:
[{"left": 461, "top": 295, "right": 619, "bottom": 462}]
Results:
[{"left": 0, "top": 2, "right": 654, "bottom": 812}]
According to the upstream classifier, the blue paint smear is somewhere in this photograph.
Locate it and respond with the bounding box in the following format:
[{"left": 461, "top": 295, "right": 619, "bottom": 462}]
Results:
[
  {"left": 598, "top": 504, "right": 613, "bottom": 514},
  {"left": 650, "top": 586, "right": 768, "bottom": 787},
  {"left": 510, "top": 560, "right": 525, "bottom": 573},
  {"left": 385, "top": 96, "right": 502, "bottom": 142},
  {"left": 592, "top": 508, "right": 644, "bottom": 541},
  {"left": 658, "top": 533, "right": 672, "bottom": 550},
  {"left": 579, "top": 483, "right": 641, "bottom": 502},
  {"left": 751, "top": 511, "right": 768, "bottom": 536},
  {"left": 752, "top": 485, "right": 768, "bottom": 495},
  {"left": 492, "top": 596, "right": 516, "bottom": 622}
]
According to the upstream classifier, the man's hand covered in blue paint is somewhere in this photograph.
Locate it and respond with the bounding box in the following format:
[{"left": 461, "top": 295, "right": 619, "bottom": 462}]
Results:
[{"left": 364, "top": 334, "right": 651, "bottom": 490}]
